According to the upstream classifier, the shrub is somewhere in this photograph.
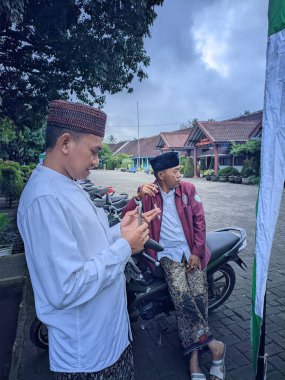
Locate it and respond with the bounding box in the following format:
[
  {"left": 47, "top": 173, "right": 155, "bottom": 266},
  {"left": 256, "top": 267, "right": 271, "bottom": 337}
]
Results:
[
  {"left": 218, "top": 167, "right": 240, "bottom": 177},
  {"left": 29, "top": 163, "right": 37, "bottom": 170},
  {"left": 179, "top": 156, "right": 187, "bottom": 174},
  {"left": 184, "top": 157, "right": 194, "bottom": 178},
  {"left": 121, "top": 158, "right": 133, "bottom": 170},
  {"left": 20, "top": 165, "right": 30, "bottom": 174},
  {"left": 0, "top": 160, "right": 20, "bottom": 170},
  {"left": 0, "top": 213, "right": 9, "bottom": 233},
  {"left": 240, "top": 159, "right": 256, "bottom": 178},
  {"left": 204, "top": 169, "right": 215, "bottom": 176},
  {"left": 0, "top": 166, "right": 24, "bottom": 207},
  {"left": 249, "top": 175, "right": 260, "bottom": 185}
]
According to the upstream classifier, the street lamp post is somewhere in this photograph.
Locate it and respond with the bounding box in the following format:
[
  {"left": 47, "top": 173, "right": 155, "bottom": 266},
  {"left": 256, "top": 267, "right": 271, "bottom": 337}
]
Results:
[{"left": 137, "top": 101, "right": 140, "bottom": 172}]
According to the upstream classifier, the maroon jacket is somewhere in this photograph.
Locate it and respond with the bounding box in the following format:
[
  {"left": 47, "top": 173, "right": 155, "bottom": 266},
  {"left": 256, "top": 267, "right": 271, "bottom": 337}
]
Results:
[{"left": 122, "top": 181, "right": 211, "bottom": 270}]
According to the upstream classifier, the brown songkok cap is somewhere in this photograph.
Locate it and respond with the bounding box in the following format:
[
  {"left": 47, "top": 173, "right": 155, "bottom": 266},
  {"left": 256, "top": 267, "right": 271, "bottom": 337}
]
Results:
[{"left": 47, "top": 100, "right": 107, "bottom": 138}]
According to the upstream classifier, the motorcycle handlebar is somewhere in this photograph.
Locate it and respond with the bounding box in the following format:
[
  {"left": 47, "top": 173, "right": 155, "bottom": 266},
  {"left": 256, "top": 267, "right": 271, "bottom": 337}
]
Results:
[{"left": 141, "top": 252, "right": 161, "bottom": 267}]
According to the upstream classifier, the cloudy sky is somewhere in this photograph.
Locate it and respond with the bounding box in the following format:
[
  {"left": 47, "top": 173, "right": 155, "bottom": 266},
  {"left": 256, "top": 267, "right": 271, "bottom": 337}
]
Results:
[{"left": 103, "top": 0, "right": 268, "bottom": 142}]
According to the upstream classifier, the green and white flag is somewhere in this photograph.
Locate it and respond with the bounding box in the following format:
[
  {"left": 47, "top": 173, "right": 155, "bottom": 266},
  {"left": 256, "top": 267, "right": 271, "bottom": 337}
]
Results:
[{"left": 251, "top": 0, "right": 285, "bottom": 374}]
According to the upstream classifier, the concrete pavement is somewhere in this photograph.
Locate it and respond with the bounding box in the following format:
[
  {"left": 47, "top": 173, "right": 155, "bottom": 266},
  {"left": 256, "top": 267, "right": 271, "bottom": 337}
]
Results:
[{"left": 8, "top": 171, "right": 285, "bottom": 379}]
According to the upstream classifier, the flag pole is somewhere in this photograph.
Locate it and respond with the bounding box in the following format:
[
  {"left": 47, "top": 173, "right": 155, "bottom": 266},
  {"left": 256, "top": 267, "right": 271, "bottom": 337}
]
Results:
[
  {"left": 137, "top": 101, "right": 140, "bottom": 172},
  {"left": 256, "top": 292, "right": 267, "bottom": 380}
]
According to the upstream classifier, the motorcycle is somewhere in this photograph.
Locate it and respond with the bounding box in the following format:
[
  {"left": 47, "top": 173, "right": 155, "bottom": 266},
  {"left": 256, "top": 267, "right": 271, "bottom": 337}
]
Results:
[{"left": 29, "top": 189, "right": 247, "bottom": 349}]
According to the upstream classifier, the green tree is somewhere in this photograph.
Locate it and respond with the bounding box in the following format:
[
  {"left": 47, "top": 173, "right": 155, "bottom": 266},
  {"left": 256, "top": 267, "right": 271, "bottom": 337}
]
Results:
[
  {"left": 0, "top": 0, "right": 164, "bottom": 128},
  {"left": 183, "top": 156, "right": 194, "bottom": 178},
  {"left": 0, "top": 166, "right": 24, "bottom": 207},
  {"left": 0, "top": 117, "right": 45, "bottom": 163},
  {"left": 106, "top": 135, "right": 117, "bottom": 144},
  {"left": 180, "top": 118, "right": 198, "bottom": 129},
  {"left": 121, "top": 158, "right": 133, "bottom": 170},
  {"left": 106, "top": 153, "right": 131, "bottom": 170},
  {"left": 0, "top": 117, "right": 16, "bottom": 159},
  {"left": 99, "top": 143, "right": 112, "bottom": 160},
  {"left": 230, "top": 140, "right": 261, "bottom": 174},
  {"left": 98, "top": 142, "right": 112, "bottom": 168},
  {"left": 0, "top": 0, "right": 24, "bottom": 23}
]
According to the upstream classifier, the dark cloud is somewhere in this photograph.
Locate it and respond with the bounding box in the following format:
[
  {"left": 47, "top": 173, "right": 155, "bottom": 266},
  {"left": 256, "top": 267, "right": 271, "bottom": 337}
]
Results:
[{"left": 103, "top": 0, "right": 267, "bottom": 141}]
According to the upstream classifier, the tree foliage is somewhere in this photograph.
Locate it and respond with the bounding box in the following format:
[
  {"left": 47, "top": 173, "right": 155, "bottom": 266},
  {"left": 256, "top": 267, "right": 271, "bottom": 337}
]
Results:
[
  {"left": 0, "top": 165, "right": 24, "bottom": 207},
  {"left": 105, "top": 135, "right": 118, "bottom": 144},
  {"left": 0, "top": 0, "right": 163, "bottom": 127},
  {"left": 231, "top": 139, "right": 261, "bottom": 175},
  {"left": 0, "top": 117, "right": 45, "bottom": 163},
  {"left": 0, "top": 0, "right": 24, "bottom": 23},
  {"left": 230, "top": 140, "right": 261, "bottom": 156},
  {"left": 106, "top": 153, "right": 130, "bottom": 170},
  {"left": 183, "top": 156, "right": 194, "bottom": 178}
]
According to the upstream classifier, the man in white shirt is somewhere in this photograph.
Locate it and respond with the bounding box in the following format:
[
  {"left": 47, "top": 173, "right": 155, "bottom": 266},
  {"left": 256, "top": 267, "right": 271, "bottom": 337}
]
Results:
[{"left": 17, "top": 100, "right": 160, "bottom": 380}]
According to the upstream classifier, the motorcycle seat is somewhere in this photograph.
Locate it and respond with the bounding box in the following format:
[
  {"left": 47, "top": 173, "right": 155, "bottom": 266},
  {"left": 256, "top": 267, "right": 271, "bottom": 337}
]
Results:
[{"left": 206, "top": 231, "right": 240, "bottom": 263}]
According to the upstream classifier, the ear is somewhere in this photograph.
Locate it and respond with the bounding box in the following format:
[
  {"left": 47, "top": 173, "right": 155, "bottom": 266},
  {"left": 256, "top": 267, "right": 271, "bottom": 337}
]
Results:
[
  {"left": 157, "top": 171, "right": 164, "bottom": 181},
  {"left": 59, "top": 133, "right": 73, "bottom": 155}
]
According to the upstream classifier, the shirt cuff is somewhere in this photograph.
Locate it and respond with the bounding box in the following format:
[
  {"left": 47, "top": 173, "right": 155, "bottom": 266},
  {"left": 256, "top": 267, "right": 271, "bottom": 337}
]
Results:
[
  {"left": 111, "top": 237, "right": 132, "bottom": 263},
  {"left": 134, "top": 196, "right": 141, "bottom": 205}
]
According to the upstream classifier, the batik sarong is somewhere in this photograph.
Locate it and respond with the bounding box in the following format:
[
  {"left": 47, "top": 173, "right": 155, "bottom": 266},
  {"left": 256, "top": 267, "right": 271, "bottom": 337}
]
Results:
[
  {"left": 160, "top": 255, "right": 213, "bottom": 355},
  {"left": 52, "top": 344, "right": 134, "bottom": 380}
]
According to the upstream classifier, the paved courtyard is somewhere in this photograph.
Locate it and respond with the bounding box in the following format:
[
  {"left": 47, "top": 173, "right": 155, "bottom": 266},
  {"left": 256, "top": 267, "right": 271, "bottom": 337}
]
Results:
[{"left": 16, "top": 171, "right": 285, "bottom": 380}]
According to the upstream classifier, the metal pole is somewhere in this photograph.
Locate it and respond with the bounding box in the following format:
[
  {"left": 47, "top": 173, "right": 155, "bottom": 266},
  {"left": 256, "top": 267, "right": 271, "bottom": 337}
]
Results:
[
  {"left": 256, "top": 292, "right": 267, "bottom": 380},
  {"left": 137, "top": 101, "right": 140, "bottom": 172}
]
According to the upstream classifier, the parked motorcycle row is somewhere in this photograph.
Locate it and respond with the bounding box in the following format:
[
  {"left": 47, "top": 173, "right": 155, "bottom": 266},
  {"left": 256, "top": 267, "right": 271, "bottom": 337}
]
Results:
[{"left": 30, "top": 179, "right": 247, "bottom": 349}]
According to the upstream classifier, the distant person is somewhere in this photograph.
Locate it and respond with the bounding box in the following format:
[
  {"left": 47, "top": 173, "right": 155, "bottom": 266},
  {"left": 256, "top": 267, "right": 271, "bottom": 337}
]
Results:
[
  {"left": 17, "top": 100, "right": 160, "bottom": 380},
  {"left": 123, "top": 152, "right": 226, "bottom": 380}
]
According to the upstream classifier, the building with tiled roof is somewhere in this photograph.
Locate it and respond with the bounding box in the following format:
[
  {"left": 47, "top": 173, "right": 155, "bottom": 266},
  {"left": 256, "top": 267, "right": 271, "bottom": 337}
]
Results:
[
  {"left": 156, "top": 130, "right": 191, "bottom": 152},
  {"left": 227, "top": 110, "right": 262, "bottom": 122},
  {"left": 185, "top": 117, "right": 262, "bottom": 175},
  {"left": 110, "top": 135, "right": 160, "bottom": 170},
  {"left": 110, "top": 111, "right": 262, "bottom": 175}
]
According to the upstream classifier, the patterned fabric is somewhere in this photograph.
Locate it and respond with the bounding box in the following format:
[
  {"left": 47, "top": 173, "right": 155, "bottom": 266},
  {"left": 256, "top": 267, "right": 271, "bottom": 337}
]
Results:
[
  {"left": 160, "top": 256, "right": 214, "bottom": 355},
  {"left": 52, "top": 345, "right": 134, "bottom": 380},
  {"left": 48, "top": 100, "right": 106, "bottom": 137}
]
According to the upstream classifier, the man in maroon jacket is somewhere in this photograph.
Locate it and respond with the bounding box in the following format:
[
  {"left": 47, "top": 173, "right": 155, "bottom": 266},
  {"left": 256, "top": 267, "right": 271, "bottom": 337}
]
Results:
[{"left": 122, "top": 152, "right": 226, "bottom": 380}]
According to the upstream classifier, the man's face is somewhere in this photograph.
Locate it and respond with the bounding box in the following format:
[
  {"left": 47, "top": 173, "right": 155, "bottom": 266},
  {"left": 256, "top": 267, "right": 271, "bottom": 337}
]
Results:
[
  {"left": 65, "top": 134, "right": 103, "bottom": 180},
  {"left": 159, "top": 165, "right": 181, "bottom": 191}
]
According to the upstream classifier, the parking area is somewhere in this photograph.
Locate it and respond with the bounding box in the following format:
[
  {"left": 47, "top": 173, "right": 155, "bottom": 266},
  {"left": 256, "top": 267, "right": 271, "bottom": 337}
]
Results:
[{"left": 15, "top": 170, "right": 285, "bottom": 380}]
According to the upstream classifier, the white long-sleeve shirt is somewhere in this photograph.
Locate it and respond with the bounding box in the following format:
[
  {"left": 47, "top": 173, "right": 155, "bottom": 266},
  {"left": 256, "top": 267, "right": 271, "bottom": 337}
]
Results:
[
  {"left": 158, "top": 188, "right": 191, "bottom": 262},
  {"left": 17, "top": 165, "right": 132, "bottom": 372}
]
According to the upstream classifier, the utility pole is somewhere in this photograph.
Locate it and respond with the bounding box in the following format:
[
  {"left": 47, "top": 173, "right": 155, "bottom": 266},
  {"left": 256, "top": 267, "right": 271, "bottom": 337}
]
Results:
[{"left": 137, "top": 101, "right": 140, "bottom": 172}]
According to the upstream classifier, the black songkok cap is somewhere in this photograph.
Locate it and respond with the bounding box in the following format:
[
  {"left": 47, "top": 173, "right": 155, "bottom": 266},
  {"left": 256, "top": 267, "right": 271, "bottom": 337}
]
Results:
[
  {"left": 149, "top": 152, "right": 179, "bottom": 172},
  {"left": 47, "top": 100, "right": 107, "bottom": 138}
]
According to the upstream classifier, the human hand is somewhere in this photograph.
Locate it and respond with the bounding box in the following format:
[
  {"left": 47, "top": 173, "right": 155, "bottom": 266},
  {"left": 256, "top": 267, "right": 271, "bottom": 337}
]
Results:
[
  {"left": 121, "top": 207, "right": 161, "bottom": 229},
  {"left": 121, "top": 210, "right": 149, "bottom": 254},
  {"left": 121, "top": 208, "right": 161, "bottom": 254},
  {"left": 136, "top": 183, "right": 159, "bottom": 201},
  {"left": 187, "top": 255, "right": 201, "bottom": 271}
]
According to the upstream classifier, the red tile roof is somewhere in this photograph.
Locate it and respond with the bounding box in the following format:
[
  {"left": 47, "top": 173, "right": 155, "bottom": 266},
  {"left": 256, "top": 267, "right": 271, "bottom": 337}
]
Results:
[
  {"left": 226, "top": 110, "right": 263, "bottom": 122},
  {"left": 108, "top": 141, "right": 128, "bottom": 153},
  {"left": 197, "top": 121, "right": 260, "bottom": 143},
  {"left": 114, "top": 135, "right": 160, "bottom": 158},
  {"left": 159, "top": 132, "right": 190, "bottom": 149}
]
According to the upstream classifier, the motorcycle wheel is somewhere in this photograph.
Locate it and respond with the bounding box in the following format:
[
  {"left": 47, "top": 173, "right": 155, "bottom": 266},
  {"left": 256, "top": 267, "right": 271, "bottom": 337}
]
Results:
[
  {"left": 207, "top": 264, "right": 235, "bottom": 312},
  {"left": 30, "top": 317, "right": 49, "bottom": 349}
]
